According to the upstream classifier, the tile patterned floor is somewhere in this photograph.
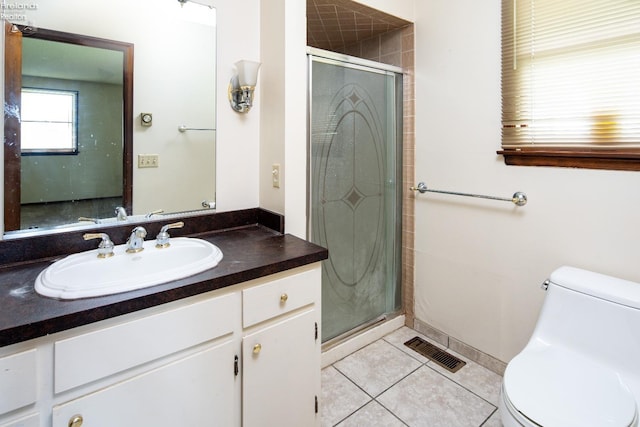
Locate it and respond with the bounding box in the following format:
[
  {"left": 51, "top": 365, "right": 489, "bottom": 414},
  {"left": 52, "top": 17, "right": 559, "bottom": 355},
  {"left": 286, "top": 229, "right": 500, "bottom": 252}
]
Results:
[{"left": 321, "top": 327, "right": 504, "bottom": 427}]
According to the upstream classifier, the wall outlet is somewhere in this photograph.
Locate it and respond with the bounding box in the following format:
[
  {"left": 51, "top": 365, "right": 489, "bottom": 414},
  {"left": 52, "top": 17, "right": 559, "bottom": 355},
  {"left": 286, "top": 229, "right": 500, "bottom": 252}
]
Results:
[
  {"left": 272, "top": 164, "right": 280, "bottom": 188},
  {"left": 138, "top": 154, "right": 159, "bottom": 168}
]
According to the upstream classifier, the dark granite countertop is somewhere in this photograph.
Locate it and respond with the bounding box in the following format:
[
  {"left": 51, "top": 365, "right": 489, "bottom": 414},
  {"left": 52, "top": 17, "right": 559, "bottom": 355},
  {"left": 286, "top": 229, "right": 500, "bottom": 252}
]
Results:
[{"left": 0, "top": 210, "right": 327, "bottom": 348}]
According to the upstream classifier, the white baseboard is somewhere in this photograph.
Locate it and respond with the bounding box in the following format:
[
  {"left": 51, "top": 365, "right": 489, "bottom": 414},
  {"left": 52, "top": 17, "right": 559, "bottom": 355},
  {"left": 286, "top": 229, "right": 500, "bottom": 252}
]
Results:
[{"left": 321, "top": 315, "right": 405, "bottom": 368}]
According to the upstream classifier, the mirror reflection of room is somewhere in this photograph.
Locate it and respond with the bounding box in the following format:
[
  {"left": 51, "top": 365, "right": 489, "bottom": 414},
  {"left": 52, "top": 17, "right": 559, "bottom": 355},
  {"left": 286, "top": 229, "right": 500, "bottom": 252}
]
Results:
[
  {"left": 20, "top": 39, "right": 125, "bottom": 229},
  {"left": 2, "top": 0, "right": 217, "bottom": 235}
]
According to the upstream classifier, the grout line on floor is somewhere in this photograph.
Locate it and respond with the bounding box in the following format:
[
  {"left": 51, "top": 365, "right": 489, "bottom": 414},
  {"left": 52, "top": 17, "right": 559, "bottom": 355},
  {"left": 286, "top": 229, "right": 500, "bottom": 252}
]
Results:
[
  {"left": 423, "top": 364, "right": 499, "bottom": 409},
  {"left": 372, "top": 398, "right": 411, "bottom": 427},
  {"left": 328, "top": 365, "right": 374, "bottom": 424},
  {"left": 480, "top": 408, "right": 500, "bottom": 427}
]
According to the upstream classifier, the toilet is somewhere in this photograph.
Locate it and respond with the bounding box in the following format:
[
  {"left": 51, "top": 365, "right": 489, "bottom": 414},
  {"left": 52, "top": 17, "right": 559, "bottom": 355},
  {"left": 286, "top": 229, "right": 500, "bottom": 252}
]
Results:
[{"left": 500, "top": 266, "right": 640, "bottom": 427}]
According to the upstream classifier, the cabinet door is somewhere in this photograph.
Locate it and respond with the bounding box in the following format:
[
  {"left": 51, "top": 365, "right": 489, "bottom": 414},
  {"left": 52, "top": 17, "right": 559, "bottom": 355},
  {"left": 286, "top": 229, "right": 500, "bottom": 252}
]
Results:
[
  {"left": 52, "top": 340, "right": 237, "bottom": 427},
  {"left": 242, "top": 309, "right": 319, "bottom": 427}
]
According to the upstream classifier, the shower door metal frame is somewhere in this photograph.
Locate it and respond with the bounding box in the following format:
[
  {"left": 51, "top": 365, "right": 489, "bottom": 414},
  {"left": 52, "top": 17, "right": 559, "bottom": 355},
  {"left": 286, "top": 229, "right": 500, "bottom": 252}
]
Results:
[{"left": 307, "top": 47, "right": 404, "bottom": 344}]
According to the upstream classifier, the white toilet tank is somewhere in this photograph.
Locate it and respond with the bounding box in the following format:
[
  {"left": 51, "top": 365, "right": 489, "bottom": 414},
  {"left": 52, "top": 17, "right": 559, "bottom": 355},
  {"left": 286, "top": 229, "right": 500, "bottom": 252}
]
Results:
[{"left": 534, "top": 266, "right": 640, "bottom": 377}]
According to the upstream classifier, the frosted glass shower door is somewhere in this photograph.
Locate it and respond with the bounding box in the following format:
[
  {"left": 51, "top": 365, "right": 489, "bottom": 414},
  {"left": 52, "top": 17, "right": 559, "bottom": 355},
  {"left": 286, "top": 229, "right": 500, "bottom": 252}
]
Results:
[{"left": 309, "top": 55, "right": 402, "bottom": 342}]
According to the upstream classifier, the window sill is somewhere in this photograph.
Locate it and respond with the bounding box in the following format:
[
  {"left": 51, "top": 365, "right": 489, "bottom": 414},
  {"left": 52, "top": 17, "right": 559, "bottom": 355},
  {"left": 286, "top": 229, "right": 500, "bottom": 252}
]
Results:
[
  {"left": 497, "top": 149, "right": 640, "bottom": 171},
  {"left": 22, "top": 150, "right": 79, "bottom": 156}
]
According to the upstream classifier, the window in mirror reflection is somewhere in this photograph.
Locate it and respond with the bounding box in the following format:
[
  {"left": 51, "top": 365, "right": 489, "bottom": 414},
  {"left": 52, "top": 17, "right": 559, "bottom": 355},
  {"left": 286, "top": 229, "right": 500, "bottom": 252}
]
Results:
[{"left": 21, "top": 88, "right": 78, "bottom": 154}]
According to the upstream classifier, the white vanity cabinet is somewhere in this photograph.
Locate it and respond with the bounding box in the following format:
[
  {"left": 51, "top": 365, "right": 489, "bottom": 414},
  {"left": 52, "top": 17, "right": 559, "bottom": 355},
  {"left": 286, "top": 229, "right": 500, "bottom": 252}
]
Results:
[
  {"left": 51, "top": 291, "right": 240, "bottom": 427},
  {"left": 242, "top": 267, "right": 321, "bottom": 427},
  {"left": 0, "top": 263, "right": 321, "bottom": 427}
]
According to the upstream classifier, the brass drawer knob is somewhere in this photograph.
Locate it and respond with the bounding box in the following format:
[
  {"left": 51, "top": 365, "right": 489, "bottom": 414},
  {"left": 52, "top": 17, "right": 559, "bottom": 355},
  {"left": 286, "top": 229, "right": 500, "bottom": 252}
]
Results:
[
  {"left": 253, "top": 343, "right": 262, "bottom": 354},
  {"left": 69, "top": 415, "right": 84, "bottom": 427},
  {"left": 280, "top": 293, "right": 288, "bottom": 303}
]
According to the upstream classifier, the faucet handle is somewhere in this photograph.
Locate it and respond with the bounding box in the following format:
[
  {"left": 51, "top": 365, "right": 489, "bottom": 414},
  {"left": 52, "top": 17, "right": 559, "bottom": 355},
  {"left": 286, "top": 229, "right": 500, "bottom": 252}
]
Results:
[
  {"left": 83, "top": 233, "right": 115, "bottom": 259},
  {"left": 155, "top": 221, "right": 184, "bottom": 248},
  {"left": 78, "top": 216, "right": 99, "bottom": 223},
  {"left": 145, "top": 209, "right": 164, "bottom": 219}
]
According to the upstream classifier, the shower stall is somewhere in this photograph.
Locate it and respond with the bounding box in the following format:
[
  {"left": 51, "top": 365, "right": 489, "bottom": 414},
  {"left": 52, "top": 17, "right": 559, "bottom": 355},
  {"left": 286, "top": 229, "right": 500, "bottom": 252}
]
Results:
[{"left": 308, "top": 49, "right": 403, "bottom": 343}]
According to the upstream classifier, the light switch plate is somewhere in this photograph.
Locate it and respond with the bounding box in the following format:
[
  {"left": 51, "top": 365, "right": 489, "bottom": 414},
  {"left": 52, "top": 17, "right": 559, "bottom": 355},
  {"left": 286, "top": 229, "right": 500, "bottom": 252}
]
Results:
[
  {"left": 272, "top": 164, "right": 280, "bottom": 188},
  {"left": 138, "top": 154, "right": 159, "bottom": 168}
]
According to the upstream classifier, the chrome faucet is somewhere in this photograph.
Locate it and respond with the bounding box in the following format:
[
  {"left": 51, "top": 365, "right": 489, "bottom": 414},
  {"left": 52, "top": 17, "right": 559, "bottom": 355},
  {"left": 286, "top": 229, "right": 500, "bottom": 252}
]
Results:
[
  {"left": 126, "top": 226, "right": 147, "bottom": 253},
  {"left": 155, "top": 221, "right": 184, "bottom": 248},
  {"left": 115, "top": 206, "right": 128, "bottom": 221}
]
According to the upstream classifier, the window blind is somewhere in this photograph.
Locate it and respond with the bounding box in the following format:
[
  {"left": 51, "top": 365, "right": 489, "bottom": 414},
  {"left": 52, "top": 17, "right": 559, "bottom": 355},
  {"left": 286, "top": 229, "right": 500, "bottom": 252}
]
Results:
[{"left": 501, "top": 0, "right": 640, "bottom": 149}]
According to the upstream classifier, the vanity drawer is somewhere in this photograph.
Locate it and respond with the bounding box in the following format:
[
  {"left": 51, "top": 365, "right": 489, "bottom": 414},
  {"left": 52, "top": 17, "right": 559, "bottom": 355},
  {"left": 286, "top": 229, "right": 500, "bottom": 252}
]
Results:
[
  {"left": 243, "top": 268, "right": 319, "bottom": 328},
  {"left": 0, "top": 413, "right": 39, "bottom": 427},
  {"left": 54, "top": 291, "right": 239, "bottom": 393},
  {"left": 0, "top": 349, "right": 37, "bottom": 415}
]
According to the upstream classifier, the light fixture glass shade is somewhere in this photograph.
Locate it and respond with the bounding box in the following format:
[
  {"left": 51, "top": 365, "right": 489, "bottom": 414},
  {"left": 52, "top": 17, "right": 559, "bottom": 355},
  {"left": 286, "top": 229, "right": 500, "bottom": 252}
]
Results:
[{"left": 234, "top": 60, "right": 261, "bottom": 87}]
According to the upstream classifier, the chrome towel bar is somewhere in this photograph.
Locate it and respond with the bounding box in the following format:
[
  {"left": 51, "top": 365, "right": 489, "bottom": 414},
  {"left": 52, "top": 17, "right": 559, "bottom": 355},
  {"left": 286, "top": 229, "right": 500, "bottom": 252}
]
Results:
[
  {"left": 178, "top": 125, "right": 216, "bottom": 132},
  {"left": 410, "top": 182, "right": 527, "bottom": 206}
]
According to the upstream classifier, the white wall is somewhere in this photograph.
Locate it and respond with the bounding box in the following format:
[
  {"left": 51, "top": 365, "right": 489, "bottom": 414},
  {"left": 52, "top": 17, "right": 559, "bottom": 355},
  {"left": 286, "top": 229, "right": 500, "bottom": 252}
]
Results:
[
  {"left": 258, "top": 0, "right": 312, "bottom": 238},
  {"left": 281, "top": 0, "right": 311, "bottom": 238},
  {"left": 259, "top": 0, "right": 287, "bottom": 218},
  {"left": 353, "top": 0, "right": 414, "bottom": 21},
  {"left": 413, "top": 0, "right": 640, "bottom": 362},
  {"left": 213, "top": 0, "right": 261, "bottom": 212}
]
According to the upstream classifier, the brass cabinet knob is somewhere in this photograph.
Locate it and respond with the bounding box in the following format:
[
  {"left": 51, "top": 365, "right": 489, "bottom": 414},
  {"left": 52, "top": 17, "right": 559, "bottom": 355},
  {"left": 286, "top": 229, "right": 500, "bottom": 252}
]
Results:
[
  {"left": 69, "top": 415, "right": 84, "bottom": 427},
  {"left": 280, "top": 293, "right": 288, "bottom": 303},
  {"left": 253, "top": 343, "right": 262, "bottom": 354}
]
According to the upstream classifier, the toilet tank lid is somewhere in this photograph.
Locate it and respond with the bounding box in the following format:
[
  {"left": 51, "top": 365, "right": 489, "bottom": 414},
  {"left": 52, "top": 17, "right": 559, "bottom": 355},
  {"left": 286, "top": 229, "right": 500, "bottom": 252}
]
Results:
[{"left": 550, "top": 266, "right": 640, "bottom": 309}]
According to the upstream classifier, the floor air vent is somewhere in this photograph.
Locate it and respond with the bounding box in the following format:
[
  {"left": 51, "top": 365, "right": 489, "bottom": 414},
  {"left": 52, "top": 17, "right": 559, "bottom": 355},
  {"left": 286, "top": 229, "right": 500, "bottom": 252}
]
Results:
[{"left": 404, "top": 337, "right": 466, "bottom": 373}]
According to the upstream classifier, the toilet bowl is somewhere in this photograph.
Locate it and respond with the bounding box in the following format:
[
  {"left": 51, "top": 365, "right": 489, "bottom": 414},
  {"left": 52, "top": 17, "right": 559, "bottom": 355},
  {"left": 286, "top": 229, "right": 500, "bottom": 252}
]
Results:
[{"left": 500, "top": 266, "right": 640, "bottom": 427}]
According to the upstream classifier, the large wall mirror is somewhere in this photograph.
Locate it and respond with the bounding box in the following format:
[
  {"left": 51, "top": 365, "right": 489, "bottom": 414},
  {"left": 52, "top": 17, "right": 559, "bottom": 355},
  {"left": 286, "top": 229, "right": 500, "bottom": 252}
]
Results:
[{"left": 2, "top": 0, "right": 216, "bottom": 237}]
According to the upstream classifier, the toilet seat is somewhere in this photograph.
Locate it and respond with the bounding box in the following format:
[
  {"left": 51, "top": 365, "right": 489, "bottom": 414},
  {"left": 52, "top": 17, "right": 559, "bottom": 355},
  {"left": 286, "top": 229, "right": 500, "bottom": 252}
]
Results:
[
  {"left": 501, "top": 385, "right": 542, "bottom": 427},
  {"left": 503, "top": 343, "right": 638, "bottom": 427}
]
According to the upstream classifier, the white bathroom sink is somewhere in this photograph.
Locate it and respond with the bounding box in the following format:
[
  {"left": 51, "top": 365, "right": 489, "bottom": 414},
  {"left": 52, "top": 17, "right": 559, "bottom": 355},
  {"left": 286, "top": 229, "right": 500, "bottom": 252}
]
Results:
[{"left": 35, "top": 237, "right": 223, "bottom": 300}]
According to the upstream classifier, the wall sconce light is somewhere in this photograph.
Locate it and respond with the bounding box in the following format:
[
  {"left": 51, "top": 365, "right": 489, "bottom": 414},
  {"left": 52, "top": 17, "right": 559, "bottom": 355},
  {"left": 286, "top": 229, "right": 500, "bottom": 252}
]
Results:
[{"left": 228, "top": 60, "right": 261, "bottom": 113}]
